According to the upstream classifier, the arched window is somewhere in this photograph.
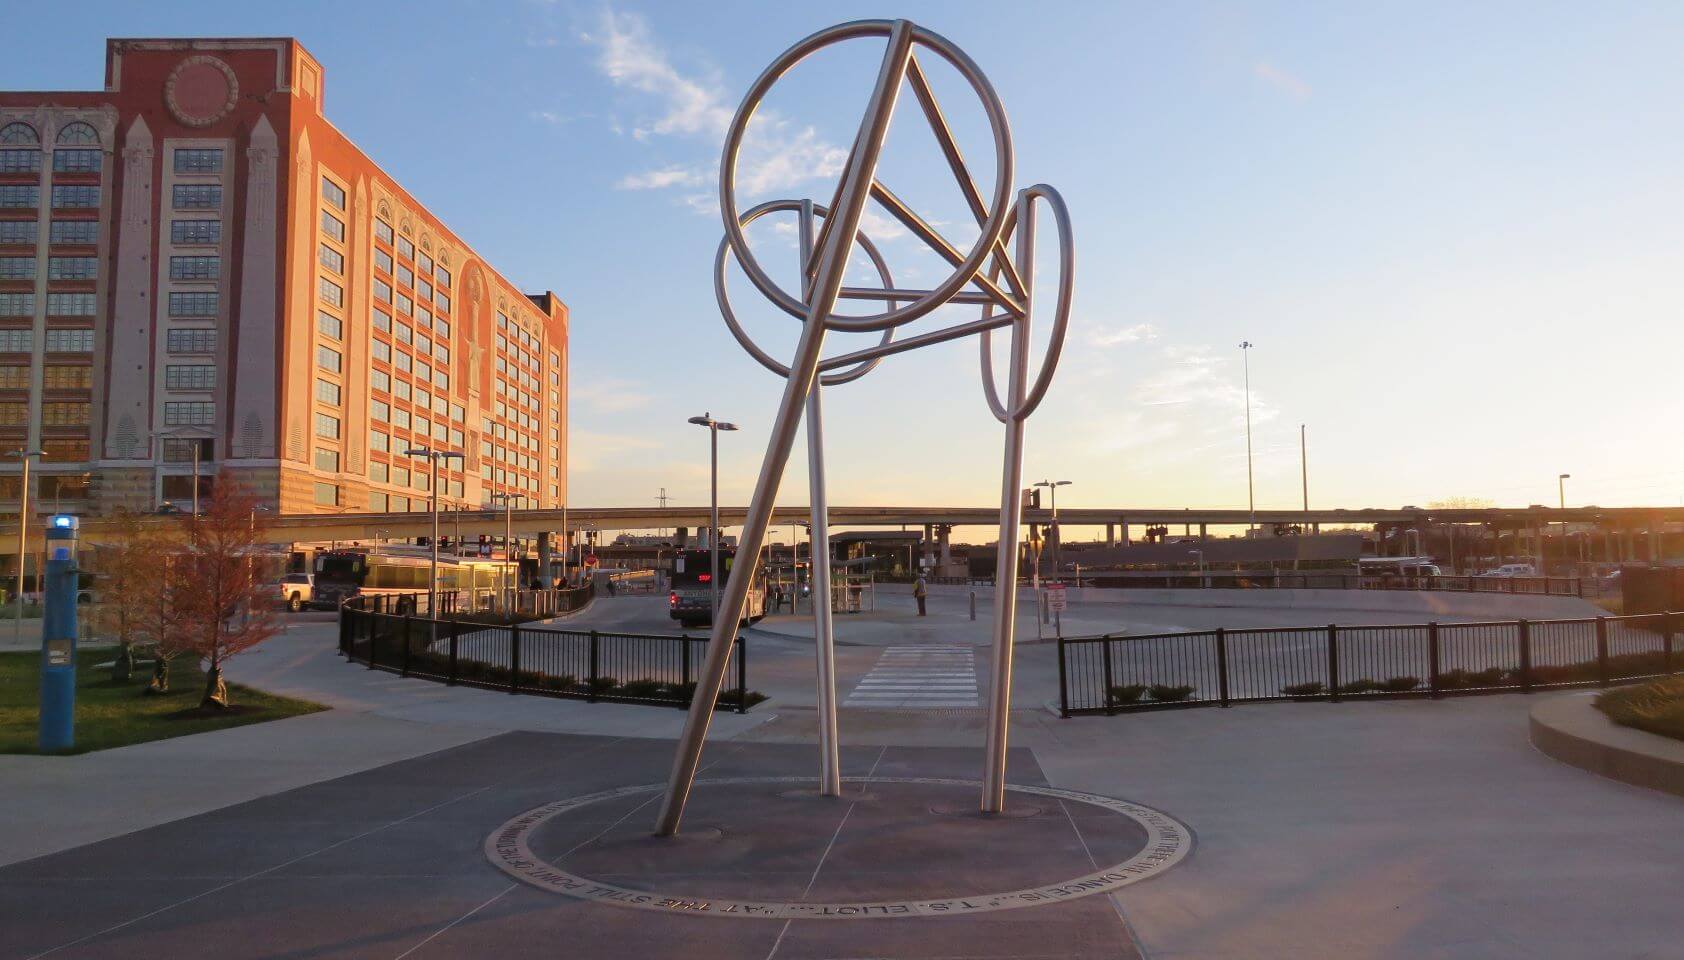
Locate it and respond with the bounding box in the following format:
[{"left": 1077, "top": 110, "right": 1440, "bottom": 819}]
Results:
[
  {"left": 0, "top": 122, "right": 39, "bottom": 145},
  {"left": 56, "top": 122, "right": 98, "bottom": 146}
]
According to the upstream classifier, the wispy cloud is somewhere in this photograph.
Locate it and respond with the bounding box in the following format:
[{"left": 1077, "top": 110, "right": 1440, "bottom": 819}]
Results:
[
  {"left": 616, "top": 164, "right": 706, "bottom": 190},
  {"left": 572, "top": 375, "right": 658, "bottom": 414},
  {"left": 1253, "top": 61, "right": 1311, "bottom": 99},
  {"left": 1090, "top": 322, "right": 1160, "bottom": 347},
  {"left": 529, "top": 108, "right": 589, "bottom": 126},
  {"left": 581, "top": 8, "right": 731, "bottom": 139},
  {"left": 568, "top": 430, "right": 661, "bottom": 473}
]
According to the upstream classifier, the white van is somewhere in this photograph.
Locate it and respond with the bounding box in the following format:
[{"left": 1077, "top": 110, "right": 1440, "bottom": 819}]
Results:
[{"left": 1480, "top": 563, "right": 1537, "bottom": 578}]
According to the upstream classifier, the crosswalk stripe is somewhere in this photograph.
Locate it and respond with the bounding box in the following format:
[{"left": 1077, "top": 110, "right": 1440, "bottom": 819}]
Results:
[{"left": 844, "top": 644, "right": 979, "bottom": 709}]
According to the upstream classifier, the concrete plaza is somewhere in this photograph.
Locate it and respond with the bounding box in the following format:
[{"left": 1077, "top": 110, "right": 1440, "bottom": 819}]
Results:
[{"left": 2, "top": 591, "right": 1681, "bottom": 959}]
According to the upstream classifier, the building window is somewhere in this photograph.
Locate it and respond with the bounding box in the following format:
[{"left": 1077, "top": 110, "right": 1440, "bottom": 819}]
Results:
[
  {"left": 370, "top": 399, "right": 389, "bottom": 422},
  {"left": 314, "top": 412, "right": 340, "bottom": 439},
  {"left": 368, "top": 491, "right": 388, "bottom": 511},
  {"left": 321, "top": 178, "right": 346, "bottom": 210},
  {"left": 161, "top": 437, "right": 213, "bottom": 462},
  {"left": 171, "top": 184, "right": 221, "bottom": 210},
  {"left": 373, "top": 278, "right": 391, "bottom": 303},
  {"left": 318, "top": 244, "right": 343, "bottom": 275},
  {"left": 164, "top": 401, "right": 214, "bottom": 426},
  {"left": 169, "top": 219, "right": 220, "bottom": 245},
  {"left": 168, "top": 256, "right": 219, "bottom": 281},
  {"left": 0, "top": 150, "right": 39, "bottom": 174},
  {"left": 0, "top": 366, "right": 25, "bottom": 388},
  {"left": 0, "top": 122, "right": 38, "bottom": 145},
  {"left": 0, "top": 220, "right": 35, "bottom": 244},
  {"left": 397, "top": 235, "right": 414, "bottom": 259},
  {"left": 47, "top": 256, "right": 98, "bottom": 280},
  {"left": 316, "top": 310, "right": 342, "bottom": 340},
  {"left": 392, "top": 379, "right": 410, "bottom": 401},
  {"left": 48, "top": 220, "right": 97, "bottom": 245},
  {"left": 320, "top": 209, "right": 345, "bottom": 242},
  {"left": 374, "top": 249, "right": 392, "bottom": 274},
  {"left": 436, "top": 320, "right": 450, "bottom": 341},
  {"left": 56, "top": 122, "right": 98, "bottom": 146},
  {"left": 372, "top": 339, "right": 391, "bottom": 363},
  {"left": 164, "top": 364, "right": 215, "bottom": 390},
  {"left": 167, "top": 292, "right": 218, "bottom": 317},
  {"left": 0, "top": 329, "right": 32, "bottom": 352},
  {"left": 374, "top": 220, "right": 394, "bottom": 244},
  {"left": 45, "top": 329, "right": 93, "bottom": 352},
  {"left": 313, "top": 482, "right": 339, "bottom": 506},
  {"left": 50, "top": 186, "right": 99, "bottom": 208},
  {"left": 314, "top": 447, "right": 339, "bottom": 473},
  {"left": 372, "top": 307, "right": 391, "bottom": 332},
  {"left": 0, "top": 257, "right": 37, "bottom": 280},
  {"left": 45, "top": 293, "right": 94, "bottom": 314},
  {"left": 391, "top": 408, "right": 410, "bottom": 430},
  {"left": 43, "top": 366, "right": 90, "bottom": 389},
  {"left": 434, "top": 370, "right": 449, "bottom": 390},
  {"left": 371, "top": 370, "right": 390, "bottom": 392},
  {"left": 318, "top": 277, "right": 343, "bottom": 308},
  {"left": 370, "top": 430, "right": 389, "bottom": 452},
  {"left": 397, "top": 265, "right": 414, "bottom": 288},
  {"left": 41, "top": 439, "right": 89, "bottom": 462},
  {"left": 394, "top": 323, "right": 412, "bottom": 346},
  {"left": 0, "top": 186, "right": 40, "bottom": 208},
  {"left": 0, "top": 294, "right": 32, "bottom": 317},
  {"left": 0, "top": 401, "right": 27, "bottom": 425},
  {"left": 435, "top": 266, "right": 451, "bottom": 288},
  {"left": 173, "top": 148, "right": 223, "bottom": 174},
  {"left": 396, "top": 293, "right": 412, "bottom": 316},
  {"left": 418, "top": 278, "right": 433, "bottom": 302},
  {"left": 394, "top": 351, "right": 411, "bottom": 373},
  {"left": 316, "top": 345, "right": 341, "bottom": 373},
  {"left": 369, "top": 461, "right": 388, "bottom": 483},
  {"left": 41, "top": 401, "right": 89, "bottom": 425},
  {"left": 166, "top": 328, "right": 216, "bottom": 353},
  {"left": 52, "top": 149, "right": 101, "bottom": 174},
  {"left": 315, "top": 378, "right": 341, "bottom": 406}
]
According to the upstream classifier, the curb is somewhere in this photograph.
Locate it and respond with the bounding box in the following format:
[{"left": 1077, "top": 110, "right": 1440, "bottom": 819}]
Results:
[{"left": 1529, "top": 692, "right": 1684, "bottom": 799}]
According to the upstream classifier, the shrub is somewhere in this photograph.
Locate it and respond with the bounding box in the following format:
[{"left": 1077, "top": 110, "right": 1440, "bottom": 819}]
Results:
[
  {"left": 1337, "top": 678, "right": 1379, "bottom": 694},
  {"left": 587, "top": 675, "right": 619, "bottom": 695},
  {"left": 1469, "top": 667, "right": 1507, "bottom": 687},
  {"left": 1107, "top": 684, "right": 1147, "bottom": 705},
  {"left": 1378, "top": 676, "right": 1420, "bottom": 692},
  {"left": 719, "top": 687, "right": 769, "bottom": 708},
  {"left": 617, "top": 678, "right": 666, "bottom": 698},
  {"left": 1281, "top": 681, "right": 1325, "bottom": 696},
  {"left": 1596, "top": 676, "right": 1684, "bottom": 742},
  {"left": 1147, "top": 684, "right": 1195, "bottom": 702}
]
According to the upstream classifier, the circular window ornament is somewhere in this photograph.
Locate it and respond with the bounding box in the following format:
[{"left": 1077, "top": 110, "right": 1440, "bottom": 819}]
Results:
[
  {"left": 486, "top": 776, "right": 1191, "bottom": 919},
  {"left": 165, "top": 56, "right": 239, "bottom": 128}
]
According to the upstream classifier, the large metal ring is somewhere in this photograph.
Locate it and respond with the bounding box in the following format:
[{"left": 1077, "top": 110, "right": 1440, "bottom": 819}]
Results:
[
  {"left": 716, "top": 199, "right": 899, "bottom": 386},
  {"left": 719, "top": 19, "right": 1014, "bottom": 333},
  {"left": 980, "top": 184, "right": 1074, "bottom": 423}
]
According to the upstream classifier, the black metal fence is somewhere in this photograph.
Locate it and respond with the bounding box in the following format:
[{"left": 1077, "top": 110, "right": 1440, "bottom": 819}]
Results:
[
  {"left": 884, "top": 572, "right": 1588, "bottom": 595},
  {"left": 1058, "top": 611, "right": 1679, "bottom": 716},
  {"left": 338, "top": 593, "right": 751, "bottom": 712}
]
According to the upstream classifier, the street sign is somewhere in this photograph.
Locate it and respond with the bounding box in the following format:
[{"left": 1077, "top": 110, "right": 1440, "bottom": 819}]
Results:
[{"left": 1045, "top": 582, "right": 1067, "bottom": 612}]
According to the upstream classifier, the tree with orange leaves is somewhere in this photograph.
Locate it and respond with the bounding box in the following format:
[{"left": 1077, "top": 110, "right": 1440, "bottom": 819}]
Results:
[{"left": 174, "top": 476, "right": 279, "bottom": 709}]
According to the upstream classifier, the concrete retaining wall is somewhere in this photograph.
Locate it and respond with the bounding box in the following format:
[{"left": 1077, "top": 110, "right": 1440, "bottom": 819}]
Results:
[
  {"left": 922, "top": 582, "right": 1604, "bottom": 620},
  {"left": 1530, "top": 693, "right": 1684, "bottom": 799}
]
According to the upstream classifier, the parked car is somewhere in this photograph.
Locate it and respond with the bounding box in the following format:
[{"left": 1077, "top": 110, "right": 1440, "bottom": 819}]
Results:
[
  {"left": 1480, "top": 563, "right": 1538, "bottom": 578},
  {"left": 278, "top": 573, "right": 313, "bottom": 612}
]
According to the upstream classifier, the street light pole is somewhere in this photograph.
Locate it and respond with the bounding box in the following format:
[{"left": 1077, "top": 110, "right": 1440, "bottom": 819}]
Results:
[
  {"left": 1300, "top": 423, "right": 1308, "bottom": 512},
  {"left": 1558, "top": 473, "right": 1571, "bottom": 576},
  {"left": 1189, "top": 548, "right": 1206, "bottom": 588},
  {"left": 688, "top": 413, "right": 738, "bottom": 625},
  {"left": 1240, "top": 341, "right": 1255, "bottom": 533},
  {"left": 1033, "top": 480, "right": 1072, "bottom": 581},
  {"left": 405, "top": 447, "right": 463, "bottom": 617},
  {"left": 8, "top": 448, "right": 44, "bottom": 643},
  {"left": 492, "top": 492, "right": 515, "bottom": 611}
]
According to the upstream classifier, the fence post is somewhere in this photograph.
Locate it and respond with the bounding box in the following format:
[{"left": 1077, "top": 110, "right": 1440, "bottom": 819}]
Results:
[
  {"left": 1666, "top": 611, "right": 1676, "bottom": 675},
  {"left": 1517, "top": 619, "right": 1532, "bottom": 692},
  {"left": 448, "top": 619, "right": 459, "bottom": 686},
  {"left": 1428, "top": 621, "right": 1441, "bottom": 699},
  {"left": 1596, "top": 616, "right": 1609, "bottom": 687},
  {"left": 1101, "top": 637, "right": 1116, "bottom": 716},
  {"left": 339, "top": 608, "right": 350, "bottom": 656},
  {"left": 509, "top": 622, "right": 522, "bottom": 695},
  {"left": 1057, "top": 634, "right": 1069, "bottom": 718},
  {"left": 401, "top": 614, "right": 413, "bottom": 678},
  {"left": 1327, "top": 624, "right": 1340, "bottom": 702},
  {"left": 1216, "top": 627, "right": 1230, "bottom": 708},
  {"left": 737, "top": 636, "right": 748, "bottom": 715},
  {"left": 588, "top": 630, "right": 600, "bottom": 702},
  {"left": 1576, "top": 578, "right": 1583, "bottom": 598},
  {"left": 681, "top": 633, "right": 691, "bottom": 688}
]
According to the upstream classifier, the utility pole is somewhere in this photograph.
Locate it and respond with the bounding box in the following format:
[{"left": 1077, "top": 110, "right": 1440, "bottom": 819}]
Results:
[
  {"left": 1300, "top": 423, "right": 1308, "bottom": 512},
  {"left": 1240, "top": 341, "right": 1255, "bottom": 533}
]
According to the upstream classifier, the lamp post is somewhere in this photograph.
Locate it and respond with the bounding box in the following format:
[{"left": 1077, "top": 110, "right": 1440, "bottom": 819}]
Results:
[
  {"left": 688, "top": 413, "right": 738, "bottom": 624},
  {"left": 1558, "top": 473, "right": 1571, "bottom": 575},
  {"left": 404, "top": 447, "right": 463, "bottom": 617},
  {"left": 7, "top": 448, "right": 44, "bottom": 644},
  {"left": 1189, "top": 548, "right": 1206, "bottom": 588},
  {"left": 1300, "top": 423, "right": 1308, "bottom": 512},
  {"left": 1240, "top": 341, "right": 1255, "bottom": 533},
  {"left": 1033, "top": 480, "right": 1072, "bottom": 581},
  {"left": 374, "top": 529, "right": 387, "bottom": 557},
  {"left": 491, "top": 492, "right": 516, "bottom": 612}
]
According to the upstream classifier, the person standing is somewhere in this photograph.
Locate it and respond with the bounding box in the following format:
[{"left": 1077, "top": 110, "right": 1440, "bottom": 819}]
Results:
[{"left": 914, "top": 573, "right": 928, "bottom": 616}]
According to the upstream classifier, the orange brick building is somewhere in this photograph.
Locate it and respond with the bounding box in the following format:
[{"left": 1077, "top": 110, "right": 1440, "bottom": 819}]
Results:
[{"left": 0, "top": 38, "right": 568, "bottom": 517}]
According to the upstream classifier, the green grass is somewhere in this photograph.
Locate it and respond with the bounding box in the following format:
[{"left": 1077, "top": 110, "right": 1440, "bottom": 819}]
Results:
[
  {"left": 0, "top": 647, "right": 325, "bottom": 755},
  {"left": 1595, "top": 676, "right": 1684, "bottom": 743}
]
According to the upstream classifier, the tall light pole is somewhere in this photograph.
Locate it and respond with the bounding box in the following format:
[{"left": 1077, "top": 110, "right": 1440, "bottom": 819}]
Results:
[
  {"left": 491, "top": 491, "right": 516, "bottom": 611},
  {"left": 1033, "top": 479, "right": 1072, "bottom": 580},
  {"left": 688, "top": 413, "right": 738, "bottom": 624},
  {"left": 1240, "top": 341, "right": 1255, "bottom": 533},
  {"left": 8, "top": 447, "right": 44, "bottom": 643},
  {"left": 1189, "top": 548, "right": 1206, "bottom": 588},
  {"left": 1300, "top": 423, "right": 1308, "bottom": 512},
  {"left": 404, "top": 446, "right": 463, "bottom": 617},
  {"left": 1558, "top": 473, "right": 1571, "bottom": 575}
]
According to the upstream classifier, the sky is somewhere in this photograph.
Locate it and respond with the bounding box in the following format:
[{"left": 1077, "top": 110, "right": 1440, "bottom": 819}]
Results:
[{"left": 7, "top": 1, "right": 1684, "bottom": 526}]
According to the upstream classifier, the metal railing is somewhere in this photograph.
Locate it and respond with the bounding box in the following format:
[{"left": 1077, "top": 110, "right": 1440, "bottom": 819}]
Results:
[
  {"left": 1057, "top": 611, "right": 1679, "bottom": 716},
  {"left": 338, "top": 592, "right": 752, "bottom": 712},
  {"left": 881, "top": 572, "right": 1588, "bottom": 595}
]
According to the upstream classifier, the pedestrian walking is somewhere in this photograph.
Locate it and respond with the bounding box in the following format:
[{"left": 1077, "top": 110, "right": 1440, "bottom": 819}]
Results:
[{"left": 913, "top": 573, "right": 928, "bottom": 616}]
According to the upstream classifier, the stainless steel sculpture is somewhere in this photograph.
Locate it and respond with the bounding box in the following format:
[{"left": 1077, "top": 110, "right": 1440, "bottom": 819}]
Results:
[{"left": 656, "top": 18, "right": 1073, "bottom": 836}]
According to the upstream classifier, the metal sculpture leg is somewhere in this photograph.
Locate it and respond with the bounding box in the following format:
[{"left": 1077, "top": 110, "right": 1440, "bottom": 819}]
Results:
[
  {"left": 806, "top": 387, "right": 841, "bottom": 796},
  {"left": 981, "top": 192, "right": 1037, "bottom": 814},
  {"left": 654, "top": 22, "right": 916, "bottom": 836}
]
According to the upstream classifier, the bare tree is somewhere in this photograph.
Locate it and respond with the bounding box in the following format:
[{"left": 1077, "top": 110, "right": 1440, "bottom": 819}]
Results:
[
  {"left": 90, "top": 508, "right": 158, "bottom": 683},
  {"left": 175, "top": 477, "right": 278, "bottom": 709}
]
